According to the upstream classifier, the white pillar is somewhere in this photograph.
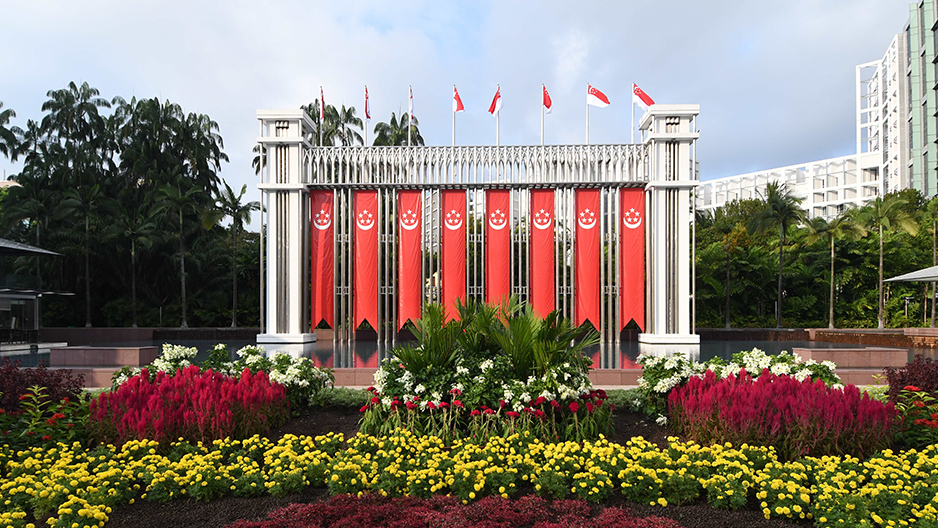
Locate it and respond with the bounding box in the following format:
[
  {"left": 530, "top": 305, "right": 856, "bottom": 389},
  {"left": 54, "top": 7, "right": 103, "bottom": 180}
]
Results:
[
  {"left": 638, "top": 105, "right": 700, "bottom": 359},
  {"left": 256, "top": 109, "right": 317, "bottom": 357}
]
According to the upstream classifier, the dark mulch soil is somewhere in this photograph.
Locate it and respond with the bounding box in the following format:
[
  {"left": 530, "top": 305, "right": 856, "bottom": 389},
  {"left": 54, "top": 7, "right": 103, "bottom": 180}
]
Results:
[{"left": 104, "top": 407, "right": 804, "bottom": 528}]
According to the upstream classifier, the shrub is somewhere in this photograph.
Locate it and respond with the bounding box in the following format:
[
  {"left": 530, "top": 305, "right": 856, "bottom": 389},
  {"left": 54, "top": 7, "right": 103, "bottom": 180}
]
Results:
[
  {"left": 893, "top": 385, "right": 938, "bottom": 449},
  {"left": 360, "top": 299, "right": 610, "bottom": 443},
  {"left": 0, "top": 358, "right": 84, "bottom": 413},
  {"left": 0, "top": 385, "right": 90, "bottom": 452},
  {"left": 89, "top": 365, "right": 289, "bottom": 446},
  {"left": 884, "top": 354, "right": 938, "bottom": 402},
  {"left": 668, "top": 369, "right": 896, "bottom": 460}
]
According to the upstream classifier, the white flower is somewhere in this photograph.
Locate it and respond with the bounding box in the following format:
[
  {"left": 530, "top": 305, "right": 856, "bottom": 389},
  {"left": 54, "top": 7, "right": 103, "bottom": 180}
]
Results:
[
  {"left": 520, "top": 392, "right": 531, "bottom": 404},
  {"left": 821, "top": 360, "right": 837, "bottom": 371},
  {"left": 456, "top": 366, "right": 469, "bottom": 376},
  {"left": 831, "top": 383, "right": 844, "bottom": 390},
  {"left": 503, "top": 388, "right": 514, "bottom": 401},
  {"left": 804, "top": 359, "right": 818, "bottom": 366},
  {"left": 452, "top": 383, "right": 464, "bottom": 393},
  {"left": 431, "top": 391, "right": 442, "bottom": 402},
  {"left": 382, "top": 396, "right": 392, "bottom": 407},
  {"left": 538, "top": 390, "right": 555, "bottom": 401},
  {"left": 770, "top": 364, "right": 791, "bottom": 376},
  {"left": 480, "top": 359, "right": 494, "bottom": 372},
  {"left": 793, "top": 369, "right": 811, "bottom": 382},
  {"left": 653, "top": 375, "right": 681, "bottom": 393},
  {"left": 721, "top": 363, "right": 741, "bottom": 378},
  {"left": 655, "top": 415, "right": 668, "bottom": 426},
  {"left": 415, "top": 384, "right": 426, "bottom": 394}
]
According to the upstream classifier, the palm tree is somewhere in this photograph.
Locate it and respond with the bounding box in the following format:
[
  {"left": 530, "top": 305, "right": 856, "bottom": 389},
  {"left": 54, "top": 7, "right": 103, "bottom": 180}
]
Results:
[
  {"left": 40, "top": 82, "right": 111, "bottom": 187},
  {"left": 251, "top": 144, "right": 266, "bottom": 175},
  {"left": 54, "top": 185, "right": 111, "bottom": 327},
  {"left": 203, "top": 181, "right": 260, "bottom": 327},
  {"left": 855, "top": 195, "right": 920, "bottom": 328},
  {"left": 301, "top": 100, "right": 337, "bottom": 146},
  {"left": 923, "top": 196, "right": 938, "bottom": 327},
  {"left": 109, "top": 205, "right": 160, "bottom": 327},
  {"left": 805, "top": 214, "right": 868, "bottom": 329},
  {"left": 333, "top": 105, "right": 364, "bottom": 146},
  {"left": 373, "top": 112, "right": 424, "bottom": 146},
  {"left": 154, "top": 182, "right": 204, "bottom": 328},
  {"left": 0, "top": 101, "right": 20, "bottom": 160},
  {"left": 748, "top": 182, "right": 807, "bottom": 328}
]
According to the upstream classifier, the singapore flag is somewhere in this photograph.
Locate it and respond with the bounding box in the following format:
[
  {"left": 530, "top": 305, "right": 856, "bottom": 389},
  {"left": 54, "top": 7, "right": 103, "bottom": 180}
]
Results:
[{"left": 587, "top": 85, "right": 610, "bottom": 108}]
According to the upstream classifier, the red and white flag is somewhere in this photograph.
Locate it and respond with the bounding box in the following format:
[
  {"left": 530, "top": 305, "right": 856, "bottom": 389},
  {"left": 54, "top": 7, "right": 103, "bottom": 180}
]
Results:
[
  {"left": 320, "top": 87, "right": 326, "bottom": 120},
  {"left": 398, "top": 191, "right": 422, "bottom": 330},
  {"left": 620, "top": 188, "right": 645, "bottom": 331},
  {"left": 453, "top": 85, "right": 465, "bottom": 113},
  {"left": 488, "top": 85, "right": 502, "bottom": 115},
  {"left": 587, "top": 84, "right": 610, "bottom": 108},
  {"left": 353, "top": 191, "right": 379, "bottom": 330},
  {"left": 530, "top": 189, "right": 555, "bottom": 318},
  {"left": 542, "top": 85, "right": 552, "bottom": 115},
  {"left": 485, "top": 190, "right": 511, "bottom": 305},
  {"left": 310, "top": 191, "right": 334, "bottom": 330},
  {"left": 442, "top": 190, "right": 467, "bottom": 320},
  {"left": 632, "top": 83, "right": 654, "bottom": 111},
  {"left": 364, "top": 86, "right": 371, "bottom": 121},
  {"left": 408, "top": 85, "right": 414, "bottom": 120},
  {"left": 575, "top": 189, "right": 600, "bottom": 328}
]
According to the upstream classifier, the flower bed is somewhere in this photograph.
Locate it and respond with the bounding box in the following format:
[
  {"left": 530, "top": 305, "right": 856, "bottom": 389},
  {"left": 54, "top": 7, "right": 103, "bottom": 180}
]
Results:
[
  {"left": 361, "top": 300, "right": 611, "bottom": 442},
  {"left": 228, "top": 494, "right": 683, "bottom": 528},
  {"left": 668, "top": 369, "right": 896, "bottom": 460},
  {"left": 3, "top": 429, "right": 938, "bottom": 528},
  {"left": 89, "top": 365, "right": 289, "bottom": 446}
]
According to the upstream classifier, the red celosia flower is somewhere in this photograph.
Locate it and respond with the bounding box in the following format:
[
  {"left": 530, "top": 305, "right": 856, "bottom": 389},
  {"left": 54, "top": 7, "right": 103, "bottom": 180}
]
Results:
[
  {"left": 905, "top": 386, "right": 922, "bottom": 392},
  {"left": 452, "top": 400, "right": 463, "bottom": 408},
  {"left": 439, "top": 402, "right": 449, "bottom": 408},
  {"left": 405, "top": 401, "right": 417, "bottom": 410},
  {"left": 450, "top": 388, "right": 462, "bottom": 395},
  {"left": 42, "top": 435, "right": 51, "bottom": 441},
  {"left": 391, "top": 400, "right": 401, "bottom": 408},
  {"left": 46, "top": 418, "right": 57, "bottom": 426},
  {"left": 483, "top": 408, "right": 495, "bottom": 415},
  {"left": 596, "top": 389, "right": 607, "bottom": 399},
  {"left": 366, "top": 386, "right": 376, "bottom": 393},
  {"left": 428, "top": 402, "right": 437, "bottom": 410},
  {"left": 534, "top": 396, "right": 546, "bottom": 406},
  {"left": 550, "top": 400, "right": 560, "bottom": 408},
  {"left": 371, "top": 397, "right": 380, "bottom": 404},
  {"left": 499, "top": 399, "right": 506, "bottom": 408},
  {"left": 470, "top": 409, "right": 480, "bottom": 416},
  {"left": 569, "top": 402, "right": 580, "bottom": 413},
  {"left": 585, "top": 402, "right": 594, "bottom": 414},
  {"left": 359, "top": 405, "right": 369, "bottom": 413},
  {"left": 505, "top": 411, "right": 520, "bottom": 418}
]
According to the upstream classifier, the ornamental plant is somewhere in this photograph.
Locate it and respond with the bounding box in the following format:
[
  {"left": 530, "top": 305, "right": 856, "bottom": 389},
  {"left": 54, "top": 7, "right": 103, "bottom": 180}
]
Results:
[
  {"left": 360, "top": 298, "right": 610, "bottom": 442},
  {"left": 884, "top": 354, "right": 938, "bottom": 401},
  {"left": 89, "top": 365, "right": 289, "bottom": 446},
  {"left": 637, "top": 347, "right": 841, "bottom": 423},
  {"left": 668, "top": 369, "right": 896, "bottom": 460},
  {"left": 0, "top": 358, "right": 84, "bottom": 412},
  {"left": 0, "top": 386, "right": 89, "bottom": 452},
  {"left": 893, "top": 385, "right": 938, "bottom": 449}
]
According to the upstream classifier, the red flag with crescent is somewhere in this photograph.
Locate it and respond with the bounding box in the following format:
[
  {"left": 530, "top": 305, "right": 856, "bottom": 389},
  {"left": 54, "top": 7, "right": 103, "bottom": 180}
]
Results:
[
  {"left": 620, "top": 188, "right": 645, "bottom": 331},
  {"left": 398, "top": 190, "right": 422, "bottom": 330},
  {"left": 310, "top": 191, "right": 334, "bottom": 329},
  {"left": 575, "top": 189, "right": 600, "bottom": 328},
  {"left": 530, "top": 189, "right": 555, "bottom": 318},
  {"left": 442, "top": 190, "right": 466, "bottom": 320},
  {"left": 353, "top": 191, "right": 379, "bottom": 329},
  {"left": 486, "top": 190, "right": 511, "bottom": 305}
]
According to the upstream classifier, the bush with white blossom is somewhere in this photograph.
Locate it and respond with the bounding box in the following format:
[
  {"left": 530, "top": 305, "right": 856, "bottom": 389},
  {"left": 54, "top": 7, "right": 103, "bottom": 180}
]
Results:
[{"left": 636, "top": 347, "right": 841, "bottom": 421}]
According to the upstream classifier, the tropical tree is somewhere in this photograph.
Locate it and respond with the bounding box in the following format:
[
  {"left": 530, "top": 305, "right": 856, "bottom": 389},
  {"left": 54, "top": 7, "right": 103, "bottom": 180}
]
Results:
[
  {"left": 748, "top": 182, "right": 807, "bottom": 328},
  {"left": 0, "top": 101, "right": 20, "bottom": 160},
  {"left": 54, "top": 185, "right": 112, "bottom": 327},
  {"left": 301, "top": 100, "right": 337, "bottom": 146},
  {"left": 40, "top": 82, "right": 111, "bottom": 188},
  {"left": 805, "top": 214, "right": 868, "bottom": 329},
  {"left": 855, "top": 195, "right": 920, "bottom": 328},
  {"left": 373, "top": 112, "right": 424, "bottom": 146},
  {"left": 154, "top": 181, "right": 204, "bottom": 328},
  {"left": 203, "top": 181, "right": 260, "bottom": 327},
  {"left": 109, "top": 205, "right": 160, "bottom": 327},
  {"left": 333, "top": 105, "right": 364, "bottom": 146}
]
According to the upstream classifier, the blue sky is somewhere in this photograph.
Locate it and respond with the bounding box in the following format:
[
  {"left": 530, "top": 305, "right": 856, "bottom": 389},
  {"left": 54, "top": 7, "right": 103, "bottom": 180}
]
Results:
[{"left": 0, "top": 0, "right": 912, "bottom": 225}]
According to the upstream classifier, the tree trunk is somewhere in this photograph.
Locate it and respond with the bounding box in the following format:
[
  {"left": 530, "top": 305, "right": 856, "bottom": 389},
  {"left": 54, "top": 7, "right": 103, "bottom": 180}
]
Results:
[
  {"left": 829, "top": 237, "right": 835, "bottom": 329},
  {"left": 231, "top": 225, "right": 238, "bottom": 328},
  {"left": 724, "top": 249, "right": 731, "bottom": 329},
  {"left": 131, "top": 240, "right": 138, "bottom": 328},
  {"left": 179, "top": 211, "right": 188, "bottom": 329},
  {"left": 878, "top": 224, "right": 885, "bottom": 329},
  {"left": 777, "top": 223, "right": 784, "bottom": 328},
  {"left": 84, "top": 216, "right": 92, "bottom": 328}
]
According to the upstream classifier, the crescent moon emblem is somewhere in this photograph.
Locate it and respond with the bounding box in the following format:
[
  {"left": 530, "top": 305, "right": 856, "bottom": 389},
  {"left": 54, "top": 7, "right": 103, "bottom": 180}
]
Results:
[
  {"left": 445, "top": 218, "right": 463, "bottom": 230},
  {"left": 314, "top": 217, "right": 332, "bottom": 230},
  {"left": 623, "top": 217, "right": 642, "bottom": 230},
  {"left": 400, "top": 218, "right": 419, "bottom": 231},
  {"left": 577, "top": 215, "right": 597, "bottom": 230},
  {"left": 489, "top": 215, "right": 508, "bottom": 231},
  {"left": 357, "top": 217, "right": 375, "bottom": 231},
  {"left": 533, "top": 215, "right": 552, "bottom": 230}
]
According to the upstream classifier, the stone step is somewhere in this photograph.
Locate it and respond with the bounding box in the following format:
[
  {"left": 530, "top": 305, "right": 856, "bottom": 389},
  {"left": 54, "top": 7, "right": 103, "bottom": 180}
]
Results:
[{"left": 49, "top": 346, "right": 158, "bottom": 368}]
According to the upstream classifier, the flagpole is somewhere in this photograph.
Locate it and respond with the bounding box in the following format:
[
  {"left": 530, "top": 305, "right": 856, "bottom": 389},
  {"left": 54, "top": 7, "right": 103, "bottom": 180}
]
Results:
[
  {"left": 496, "top": 111, "right": 500, "bottom": 147},
  {"left": 586, "top": 84, "right": 590, "bottom": 145},
  {"left": 541, "top": 84, "right": 545, "bottom": 146},
  {"left": 364, "top": 86, "right": 368, "bottom": 146},
  {"left": 408, "top": 85, "right": 412, "bottom": 148},
  {"left": 453, "top": 85, "right": 456, "bottom": 147},
  {"left": 630, "top": 83, "right": 635, "bottom": 144}
]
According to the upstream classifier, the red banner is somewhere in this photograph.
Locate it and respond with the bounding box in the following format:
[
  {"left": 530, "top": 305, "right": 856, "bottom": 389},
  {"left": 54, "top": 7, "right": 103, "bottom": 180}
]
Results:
[
  {"left": 530, "top": 189, "right": 555, "bottom": 318},
  {"left": 398, "top": 190, "right": 422, "bottom": 330},
  {"left": 575, "top": 189, "right": 600, "bottom": 328},
  {"left": 620, "top": 188, "right": 645, "bottom": 331},
  {"left": 310, "top": 191, "right": 334, "bottom": 329},
  {"left": 354, "top": 191, "right": 379, "bottom": 329},
  {"left": 486, "top": 190, "right": 511, "bottom": 305},
  {"left": 442, "top": 190, "right": 466, "bottom": 319}
]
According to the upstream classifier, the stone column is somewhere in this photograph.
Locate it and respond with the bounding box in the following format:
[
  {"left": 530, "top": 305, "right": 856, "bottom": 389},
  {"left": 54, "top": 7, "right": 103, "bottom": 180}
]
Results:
[
  {"left": 256, "top": 110, "right": 316, "bottom": 357},
  {"left": 638, "top": 105, "right": 700, "bottom": 359}
]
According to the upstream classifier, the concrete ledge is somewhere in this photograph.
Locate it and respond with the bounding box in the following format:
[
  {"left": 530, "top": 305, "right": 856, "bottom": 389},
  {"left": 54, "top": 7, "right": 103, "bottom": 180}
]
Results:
[
  {"left": 794, "top": 347, "right": 906, "bottom": 368},
  {"left": 48, "top": 367, "right": 117, "bottom": 389},
  {"left": 49, "top": 346, "right": 159, "bottom": 367},
  {"left": 334, "top": 368, "right": 378, "bottom": 387}
]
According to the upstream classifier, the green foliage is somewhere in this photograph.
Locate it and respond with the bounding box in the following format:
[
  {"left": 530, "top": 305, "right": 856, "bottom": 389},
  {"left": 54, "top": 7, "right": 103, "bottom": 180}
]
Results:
[
  {"left": 0, "top": 386, "right": 90, "bottom": 452},
  {"left": 318, "top": 387, "right": 369, "bottom": 408}
]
